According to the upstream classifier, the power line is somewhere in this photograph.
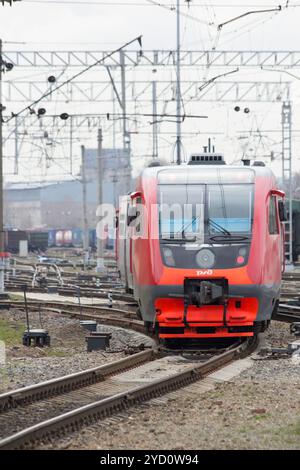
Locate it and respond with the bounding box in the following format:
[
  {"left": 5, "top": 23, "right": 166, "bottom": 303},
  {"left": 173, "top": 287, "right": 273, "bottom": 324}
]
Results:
[
  {"left": 19, "top": 1, "right": 300, "bottom": 6},
  {"left": 144, "top": 0, "right": 214, "bottom": 25},
  {"left": 5, "top": 35, "right": 143, "bottom": 123},
  {"left": 218, "top": 5, "right": 282, "bottom": 30}
]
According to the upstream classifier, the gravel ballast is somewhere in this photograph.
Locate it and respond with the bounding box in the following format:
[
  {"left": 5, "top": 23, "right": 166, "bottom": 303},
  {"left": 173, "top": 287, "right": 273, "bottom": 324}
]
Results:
[
  {"left": 41, "top": 321, "right": 300, "bottom": 450},
  {"left": 0, "top": 308, "right": 150, "bottom": 393},
  {"left": 1, "top": 309, "right": 299, "bottom": 450}
]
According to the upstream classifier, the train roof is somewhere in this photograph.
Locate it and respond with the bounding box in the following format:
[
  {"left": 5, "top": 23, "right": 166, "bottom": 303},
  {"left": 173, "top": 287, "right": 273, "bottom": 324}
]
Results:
[{"left": 141, "top": 164, "right": 276, "bottom": 184}]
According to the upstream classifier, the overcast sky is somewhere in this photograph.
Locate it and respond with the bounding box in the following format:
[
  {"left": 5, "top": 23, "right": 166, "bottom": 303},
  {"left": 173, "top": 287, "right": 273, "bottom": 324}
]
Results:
[
  {"left": 1, "top": 1, "right": 300, "bottom": 181},
  {"left": 1, "top": 1, "right": 300, "bottom": 51}
]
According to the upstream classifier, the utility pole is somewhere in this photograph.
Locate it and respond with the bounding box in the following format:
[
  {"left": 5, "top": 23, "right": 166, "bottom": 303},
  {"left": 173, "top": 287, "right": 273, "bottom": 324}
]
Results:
[
  {"left": 0, "top": 41, "right": 13, "bottom": 294},
  {"left": 14, "top": 115, "right": 18, "bottom": 175},
  {"left": 120, "top": 50, "right": 132, "bottom": 192},
  {"left": 96, "top": 128, "right": 105, "bottom": 273},
  {"left": 81, "top": 145, "right": 89, "bottom": 267},
  {"left": 176, "top": 0, "right": 182, "bottom": 165},
  {"left": 69, "top": 115, "right": 73, "bottom": 175},
  {"left": 120, "top": 50, "right": 127, "bottom": 152},
  {"left": 0, "top": 39, "right": 5, "bottom": 295},
  {"left": 282, "top": 101, "right": 293, "bottom": 265},
  {"left": 152, "top": 80, "right": 158, "bottom": 159}
]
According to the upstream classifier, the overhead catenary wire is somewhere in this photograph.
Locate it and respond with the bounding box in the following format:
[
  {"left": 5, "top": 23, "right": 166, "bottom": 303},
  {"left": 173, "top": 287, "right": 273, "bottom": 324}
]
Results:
[
  {"left": 2, "top": 2, "right": 296, "bottom": 179},
  {"left": 144, "top": 0, "right": 214, "bottom": 26},
  {"left": 217, "top": 5, "right": 282, "bottom": 30},
  {"left": 5, "top": 35, "right": 143, "bottom": 123},
  {"left": 19, "top": 1, "right": 300, "bottom": 7}
]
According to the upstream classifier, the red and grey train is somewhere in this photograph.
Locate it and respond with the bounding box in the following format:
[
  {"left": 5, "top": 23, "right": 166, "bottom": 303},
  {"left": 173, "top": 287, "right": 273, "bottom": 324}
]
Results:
[{"left": 117, "top": 154, "right": 286, "bottom": 343}]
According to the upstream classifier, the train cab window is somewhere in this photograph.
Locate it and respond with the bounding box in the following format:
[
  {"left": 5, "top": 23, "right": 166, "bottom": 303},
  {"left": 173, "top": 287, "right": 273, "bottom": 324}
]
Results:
[
  {"left": 269, "top": 196, "right": 279, "bottom": 235},
  {"left": 131, "top": 196, "right": 143, "bottom": 236},
  {"left": 158, "top": 185, "right": 205, "bottom": 240},
  {"left": 207, "top": 184, "right": 253, "bottom": 235}
]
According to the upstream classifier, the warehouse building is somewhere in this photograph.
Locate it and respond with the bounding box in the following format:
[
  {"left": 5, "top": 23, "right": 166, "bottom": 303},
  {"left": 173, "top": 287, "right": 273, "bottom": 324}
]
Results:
[{"left": 4, "top": 148, "right": 131, "bottom": 230}]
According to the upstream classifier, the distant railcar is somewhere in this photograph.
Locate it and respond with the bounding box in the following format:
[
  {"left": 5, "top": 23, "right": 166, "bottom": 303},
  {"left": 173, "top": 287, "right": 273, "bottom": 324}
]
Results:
[
  {"left": 72, "top": 229, "right": 83, "bottom": 248},
  {"left": 5, "top": 230, "right": 28, "bottom": 253},
  {"left": 48, "top": 229, "right": 56, "bottom": 248},
  {"left": 88, "top": 229, "right": 96, "bottom": 250},
  {"left": 28, "top": 231, "right": 49, "bottom": 251}
]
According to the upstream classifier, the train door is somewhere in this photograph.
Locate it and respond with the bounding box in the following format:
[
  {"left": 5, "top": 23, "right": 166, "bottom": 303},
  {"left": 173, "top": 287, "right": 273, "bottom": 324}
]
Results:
[
  {"left": 268, "top": 190, "right": 286, "bottom": 277},
  {"left": 117, "top": 195, "right": 133, "bottom": 292}
]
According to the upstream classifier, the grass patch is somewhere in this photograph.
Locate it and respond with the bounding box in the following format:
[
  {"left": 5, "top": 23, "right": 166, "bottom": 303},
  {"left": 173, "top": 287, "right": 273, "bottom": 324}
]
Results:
[
  {"left": 44, "top": 349, "right": 69, "bottom": 358},
  {"left": 0, "top": 319, "right": 24, "bottom": 346},
  {"left": 251, "top": 414, "right": 269, "bottom": 421},
  {"left": 284, "top": 421, "right": 300, "bottom": 437},
  {"left": 239, "top": 427, "right": 248, "bottom": 434},
  {"left": 277, "top": 423, "right": 300, "bottom": 446},
  {"left": 0, "top": 368, "right": 7, "bottom": 379},
  {"left": 8, "top": 293, "right": 24, "bottom": 301}
]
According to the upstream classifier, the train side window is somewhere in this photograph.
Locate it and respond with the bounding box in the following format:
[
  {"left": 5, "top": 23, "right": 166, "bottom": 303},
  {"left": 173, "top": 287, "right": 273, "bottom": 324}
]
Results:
[{"left": 269, "top": 196, "right": 279, "bottom": 235}]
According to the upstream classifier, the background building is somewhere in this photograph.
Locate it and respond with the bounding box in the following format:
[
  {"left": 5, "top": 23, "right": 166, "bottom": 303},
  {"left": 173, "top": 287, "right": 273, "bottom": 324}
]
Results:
[{"left": 4, "top": 148, "right": 131, "bottom": 230}]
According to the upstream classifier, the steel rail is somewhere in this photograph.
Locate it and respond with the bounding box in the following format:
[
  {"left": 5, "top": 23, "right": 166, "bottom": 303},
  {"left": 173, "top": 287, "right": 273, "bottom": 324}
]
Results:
[
  {"left": 0, "top": 341, "right": 253, "bottom": 450},
  {"left": 275, "top": 304, "right": 300, "bottom": 323},
  {"left": 7, "top": 300, "right": 134, "bottom": 316},
  {"left": 1, "top": 300, "right": 147, "bottom": 336},
  {"left": 42, "top": 306, "right": 146, "bottom": 334},
  {"left": 0, "top": 349, "right": 156, "bottom": 414},
  {"left": 4, "top": 297, "right": 300, "bottom": 334},
  {"left": 5, "top": 286, "right": 135, "bottom": 303}
]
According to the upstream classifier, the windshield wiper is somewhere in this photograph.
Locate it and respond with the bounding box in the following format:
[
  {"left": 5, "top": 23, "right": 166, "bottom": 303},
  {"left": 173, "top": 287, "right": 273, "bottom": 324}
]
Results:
[
  {"left": 209, "top": 235, "right": 250, "bottom": 242},
  {"left": 172, "top": 214, "right": 202, "bottom": 240},
  {"left": 208, "top": 218, "right": 231, "bottom": 236},
  {"left": 161, "top": 235, "right": 196, "bottom": 243}
]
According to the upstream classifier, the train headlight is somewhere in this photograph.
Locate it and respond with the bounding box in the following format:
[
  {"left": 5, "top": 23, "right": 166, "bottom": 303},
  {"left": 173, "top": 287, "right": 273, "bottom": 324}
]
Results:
[
  {"left": 196, "top": 249, "right": 215, "bottom": 269},
  {"left": 236, "top": 247, "right": 247, "bottom": 265},
  {"left": 162, "top": 247, "right": 176, "bottom": 267}
]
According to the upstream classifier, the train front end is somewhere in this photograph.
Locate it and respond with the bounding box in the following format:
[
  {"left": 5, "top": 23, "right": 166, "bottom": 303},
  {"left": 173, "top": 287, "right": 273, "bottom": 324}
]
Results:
[{"left": 132, "top": 157, "right": 284, "bottom": 342}]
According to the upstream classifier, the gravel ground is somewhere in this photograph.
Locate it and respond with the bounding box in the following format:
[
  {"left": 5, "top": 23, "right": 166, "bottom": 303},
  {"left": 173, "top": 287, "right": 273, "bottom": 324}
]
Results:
[
  {"left": 0, "top": 308, "right": 151, "bottom": 393},
  {"left": 44, "top": 321, "right": 300, "bottom": 450}
]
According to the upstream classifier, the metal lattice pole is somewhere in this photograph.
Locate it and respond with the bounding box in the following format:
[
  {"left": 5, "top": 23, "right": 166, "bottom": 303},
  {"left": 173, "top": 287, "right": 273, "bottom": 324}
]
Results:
[
  {"left": 281, "top": 101, "right": 293, "bottom": 264},
  {"left": 0, "top": 39, "right": 5, "bottom": 295},
  {"left": 176, "top": 0, "right": 182, "bottom": 165}
]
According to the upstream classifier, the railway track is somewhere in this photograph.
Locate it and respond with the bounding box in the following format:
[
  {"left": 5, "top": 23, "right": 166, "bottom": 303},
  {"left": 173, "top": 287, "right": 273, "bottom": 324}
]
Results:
[
  {"left": 0, "top": 339, "right": 255, "bottom": 450},
  {"left": 6, "top": 278, "right": 123, "bottom": 290},
  {"left": 4, "top": 267, "right": 300, "bottom": 310},
  {"left": 282, "top": 272, "right": 300, "bottom": 282},
  {"left": 6, "top": 300, "right": 145, "bottom": 335},
  {"left": 3, "top": 288, "right": 300, "bottom": 337},
  {"left": 0, "top": 289, "right": 297, "bottom": 450},
  {"left": 6, "top": 284, "right": 134, "bottom": 304},
  {"left": 276, "top": 303, "right": 300, "bottom": 323}
]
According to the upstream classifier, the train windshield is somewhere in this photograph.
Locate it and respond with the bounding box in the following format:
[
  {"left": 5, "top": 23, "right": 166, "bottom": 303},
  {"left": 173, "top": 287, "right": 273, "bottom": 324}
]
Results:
[
  {"left": 159, "top": 185, "right": 205, "bottom": 241},
  {"left": 158, "top": 184, "right": 253, "bottom": 242},
  {"left": 207, "top": 184, "right": 253, "bottom": 237}
]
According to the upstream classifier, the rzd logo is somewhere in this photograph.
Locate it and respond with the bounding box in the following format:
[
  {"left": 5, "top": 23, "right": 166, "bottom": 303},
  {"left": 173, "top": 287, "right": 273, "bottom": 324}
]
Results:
[{"left": 196, "top": 269, "right": 213, "bottom": 276}]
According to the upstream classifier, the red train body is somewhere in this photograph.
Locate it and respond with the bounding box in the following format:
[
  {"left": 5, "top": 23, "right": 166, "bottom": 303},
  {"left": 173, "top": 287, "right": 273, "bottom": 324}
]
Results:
[{"left": 118, "top": 159, "right": 285, "bottom": 342}]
